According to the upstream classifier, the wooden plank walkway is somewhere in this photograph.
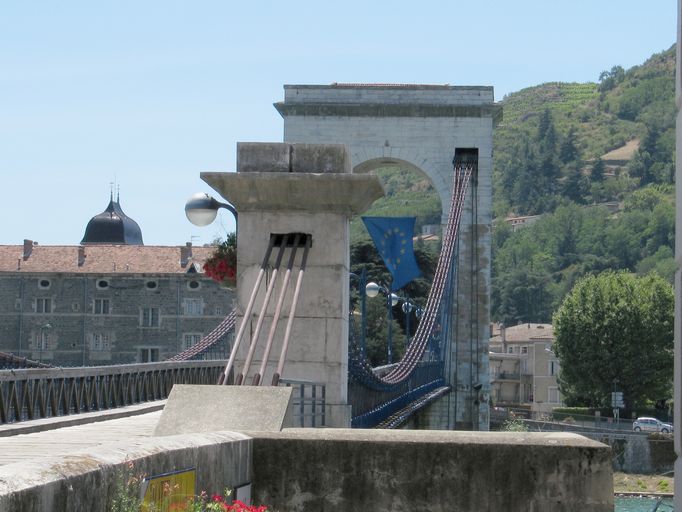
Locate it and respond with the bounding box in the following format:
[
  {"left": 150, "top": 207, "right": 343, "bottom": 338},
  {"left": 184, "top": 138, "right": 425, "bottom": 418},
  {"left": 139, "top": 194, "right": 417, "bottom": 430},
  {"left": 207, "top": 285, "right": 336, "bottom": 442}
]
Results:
[{"left": 0, "top": 405, "right": 161, "bottom": 466}]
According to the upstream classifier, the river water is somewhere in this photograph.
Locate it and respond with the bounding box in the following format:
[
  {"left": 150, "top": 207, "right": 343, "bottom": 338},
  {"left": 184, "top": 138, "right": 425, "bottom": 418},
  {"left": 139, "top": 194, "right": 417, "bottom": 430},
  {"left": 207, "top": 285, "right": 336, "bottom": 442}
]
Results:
[{"left": 614, "top": 496, "right": 674, "bottom": 511}]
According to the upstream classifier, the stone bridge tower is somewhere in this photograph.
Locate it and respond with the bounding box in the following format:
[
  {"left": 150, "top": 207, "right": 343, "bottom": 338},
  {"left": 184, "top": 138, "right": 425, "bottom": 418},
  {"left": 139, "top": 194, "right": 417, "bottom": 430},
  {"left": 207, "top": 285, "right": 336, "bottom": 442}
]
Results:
[{"left": 275, "top": 84, "right": 501, "bottom": 429}]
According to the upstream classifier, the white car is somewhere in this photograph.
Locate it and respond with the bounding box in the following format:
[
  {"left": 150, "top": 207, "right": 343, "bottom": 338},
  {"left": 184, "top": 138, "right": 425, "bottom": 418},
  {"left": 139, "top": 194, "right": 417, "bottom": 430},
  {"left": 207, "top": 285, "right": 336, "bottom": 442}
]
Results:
[{"left": 632, "top": 417, "right": 673, "bottom": 433}]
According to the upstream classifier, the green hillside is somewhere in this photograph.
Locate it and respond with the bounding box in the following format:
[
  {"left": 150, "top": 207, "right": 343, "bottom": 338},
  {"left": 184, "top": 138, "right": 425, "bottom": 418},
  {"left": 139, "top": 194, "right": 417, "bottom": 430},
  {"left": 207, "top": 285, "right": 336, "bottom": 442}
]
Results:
[
  {"left": 349, "top": 44, "right": 676, "bottom": 331},
  {"left": 492, "top": 45, "right": 676, "bottom": 324}
]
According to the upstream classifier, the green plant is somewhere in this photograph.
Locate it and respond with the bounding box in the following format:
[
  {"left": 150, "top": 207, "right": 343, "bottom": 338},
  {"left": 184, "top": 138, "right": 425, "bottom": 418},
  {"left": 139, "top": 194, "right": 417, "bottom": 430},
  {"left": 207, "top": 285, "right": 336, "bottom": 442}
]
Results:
[
  {"left": 203, "top": 233, "right": 237, "bottom": 288},
  {"left": 658, "top": 479, "right": 671, "bottom": 492},
  {"left": 177, "top": 489, "right": 269, "bottom": 511},
  {"left": 110, "top": 464, "right": 271, "bottom": 512},
  {"left": 110, "top": 461, "right": 145, "bottom": 512},
  {"left": 501, "top": 415, "right": 528, "bottom": 432}
]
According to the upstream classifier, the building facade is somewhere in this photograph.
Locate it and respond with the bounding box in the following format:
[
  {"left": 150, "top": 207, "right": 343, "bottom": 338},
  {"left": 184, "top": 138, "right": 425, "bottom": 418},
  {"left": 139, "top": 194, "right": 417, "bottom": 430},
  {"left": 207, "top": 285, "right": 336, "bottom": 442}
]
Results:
[
  {"left": 489, "top": 323, "right": 562, "bottom": 414},
  {"left": 0, "top": 242, "right": 234, "bottom": 366},
  {"left": 0, "top": 196, "right": 234, "bottom": 366}
]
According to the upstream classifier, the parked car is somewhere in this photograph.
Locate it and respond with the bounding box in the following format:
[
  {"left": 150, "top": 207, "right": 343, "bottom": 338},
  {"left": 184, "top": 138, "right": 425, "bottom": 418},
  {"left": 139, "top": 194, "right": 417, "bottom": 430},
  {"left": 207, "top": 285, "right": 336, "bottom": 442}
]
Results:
[{"left": 632, "top": 417, "right": 674, "bottom": 433}]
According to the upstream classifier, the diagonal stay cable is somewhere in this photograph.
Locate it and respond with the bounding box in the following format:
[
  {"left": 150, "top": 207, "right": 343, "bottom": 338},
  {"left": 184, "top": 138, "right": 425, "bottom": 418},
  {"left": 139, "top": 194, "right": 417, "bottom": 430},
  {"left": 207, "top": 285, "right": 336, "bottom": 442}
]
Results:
[
  {"left": 253, "top": 234, "right": 301, "bottom": 386},
  {"left": 272, "top": 234, "right": 312, "bottom": 386},
  {"left": 219, "top": 236, "right": 276, "bottom": 385},
  {"left": 237, "top": 238, "right": 288, "bottom": 385}
]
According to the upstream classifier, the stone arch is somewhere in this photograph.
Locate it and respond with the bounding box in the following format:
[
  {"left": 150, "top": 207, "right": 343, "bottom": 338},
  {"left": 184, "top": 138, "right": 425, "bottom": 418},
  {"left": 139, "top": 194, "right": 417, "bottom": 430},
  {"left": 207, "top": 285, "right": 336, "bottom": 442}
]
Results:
[
  {"left": 352, "top": 156, "right": 446, "bottom": 223},
  {"left": 275, "top": 83, "right": 500, "bottom": 430}
]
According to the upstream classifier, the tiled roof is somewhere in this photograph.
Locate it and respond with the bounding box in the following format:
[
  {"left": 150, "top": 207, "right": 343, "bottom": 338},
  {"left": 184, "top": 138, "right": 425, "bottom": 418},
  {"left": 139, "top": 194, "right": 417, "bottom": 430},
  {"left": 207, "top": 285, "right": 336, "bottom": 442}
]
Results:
[
  {"left": 490, "top": 323, "right": 554, "bottom": 343},
  {"left": 0, "top": 244, "right": 214, "bottom": 274}
]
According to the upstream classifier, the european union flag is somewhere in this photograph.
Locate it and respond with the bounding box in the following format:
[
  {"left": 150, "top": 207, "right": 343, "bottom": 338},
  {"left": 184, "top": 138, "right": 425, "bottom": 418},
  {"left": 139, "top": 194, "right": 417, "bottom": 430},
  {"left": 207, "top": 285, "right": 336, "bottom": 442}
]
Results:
[{"left": 362, "top": 216, "right": 421, "bottom": 291}]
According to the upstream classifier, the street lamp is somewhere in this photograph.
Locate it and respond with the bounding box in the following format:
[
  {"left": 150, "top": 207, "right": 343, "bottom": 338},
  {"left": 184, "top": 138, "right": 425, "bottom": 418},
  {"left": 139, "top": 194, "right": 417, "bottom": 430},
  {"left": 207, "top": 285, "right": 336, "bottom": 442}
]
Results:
[
  {"left": 185, "top": 192, "right": 237, "bottom": 227},
  {"left": 349, "top": 269, "right": 368, "bottom": 358},
  {"left": 365, "top": 281, "right": 399, "bottom": 364},
  {"left": 401, "top": 299, "right": 423, "bottom": 349}
]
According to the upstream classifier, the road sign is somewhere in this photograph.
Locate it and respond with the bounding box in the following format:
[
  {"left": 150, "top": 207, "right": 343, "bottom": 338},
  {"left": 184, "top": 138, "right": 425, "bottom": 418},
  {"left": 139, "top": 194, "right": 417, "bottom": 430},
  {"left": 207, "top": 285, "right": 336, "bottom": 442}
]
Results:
[{"left": 611, "top": 392, "right": 624, "bottom": 408}]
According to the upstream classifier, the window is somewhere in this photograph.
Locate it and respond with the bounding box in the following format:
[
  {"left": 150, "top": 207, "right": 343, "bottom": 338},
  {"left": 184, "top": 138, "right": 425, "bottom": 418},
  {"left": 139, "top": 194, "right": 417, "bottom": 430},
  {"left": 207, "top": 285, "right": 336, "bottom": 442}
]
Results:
[
  {"left": 215, "top": 306, "right": 222, "bottom": 316},
  {"left": 507, "top": 346, "right": 514, "bottom": 354},
  {"left": 141, "top": 307, "right": 160, "bottom": 327},
  {"left": 549, "top": 359, "right": 559, "bottom": 376},
  {"left": 187, "top": 280, "right": 201, "bottom": 290},
  {"left": 94, "top": 298, "right": 110, "bottom": 315},
  {"left": 521, "top": 346, "right": 528, "bottom": 354},
  {"left": 183, "top": 298, "right": 203, "bottom": 316},
  {"left": 145, "top": 281, "right": 158, "bottom": 290},
  {"left": 37, "top": 331, "right": 51, "bottom": 350},
  {"left": 139, "top": 348, "right": 160, "bottom": 363},
  {"left": 91, "top": 333, "right": 111, "bottom": 351},
  {"left": 38, "top": 279, "right": 51, "bottom": 289},
  {"left": 96, "top": 280, "right": 109, "bottom": 289},
  {"left": 36, "top": 298, "right": 52, "bottom": 313},
  {"left": 182, "top": 333, "right": 202, "bottom": 350},
  {"left": 548, "top": 387, "right": 559, "bottom": 404}
]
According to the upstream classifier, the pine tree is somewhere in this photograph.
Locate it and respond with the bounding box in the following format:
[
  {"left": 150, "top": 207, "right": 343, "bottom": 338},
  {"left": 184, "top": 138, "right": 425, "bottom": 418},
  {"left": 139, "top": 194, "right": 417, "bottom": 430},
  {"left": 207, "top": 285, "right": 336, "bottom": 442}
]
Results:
[
  {"left": 559, "top": 127, "right": 579, "bottom": 164},
  {"left": 591, "top": 158, "right": 606, "bottom": 182}
]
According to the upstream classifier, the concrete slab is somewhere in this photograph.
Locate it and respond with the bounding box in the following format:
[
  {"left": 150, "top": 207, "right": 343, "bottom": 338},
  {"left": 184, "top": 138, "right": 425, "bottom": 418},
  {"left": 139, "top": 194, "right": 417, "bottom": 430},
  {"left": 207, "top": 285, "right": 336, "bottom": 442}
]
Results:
[{"left": 154, "top": 385, "right": 293, "bottom": 436}]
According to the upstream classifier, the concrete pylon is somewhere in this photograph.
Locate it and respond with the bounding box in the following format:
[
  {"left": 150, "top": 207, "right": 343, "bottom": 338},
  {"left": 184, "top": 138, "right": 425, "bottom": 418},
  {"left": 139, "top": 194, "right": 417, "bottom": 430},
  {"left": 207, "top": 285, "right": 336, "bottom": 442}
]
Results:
[{"left": 202, "top": 143, "right": 383, "bottom": 427}]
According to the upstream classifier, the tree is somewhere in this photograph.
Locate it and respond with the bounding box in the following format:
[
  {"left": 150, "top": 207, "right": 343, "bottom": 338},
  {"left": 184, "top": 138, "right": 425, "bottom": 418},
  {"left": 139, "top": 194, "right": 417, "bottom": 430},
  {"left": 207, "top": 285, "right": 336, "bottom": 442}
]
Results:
[
  {"left": 553, "top": 271, "right": 673, "bottom": 409},
  {"left": 591, "top": 158, "right": 606, "bottom": 183},
  {"left": 598, "top": 65, "right": 625, "bottom": 93},
  {"left": 559, "top": 127, "right": 579, "bottom": 164}
]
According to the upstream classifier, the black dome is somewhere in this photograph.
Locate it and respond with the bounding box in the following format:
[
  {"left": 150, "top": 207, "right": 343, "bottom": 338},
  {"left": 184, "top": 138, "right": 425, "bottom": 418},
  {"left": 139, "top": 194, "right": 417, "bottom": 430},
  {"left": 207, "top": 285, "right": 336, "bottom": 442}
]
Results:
[{"left": 81, "top": 197, "right": 144, "bottom": 245}]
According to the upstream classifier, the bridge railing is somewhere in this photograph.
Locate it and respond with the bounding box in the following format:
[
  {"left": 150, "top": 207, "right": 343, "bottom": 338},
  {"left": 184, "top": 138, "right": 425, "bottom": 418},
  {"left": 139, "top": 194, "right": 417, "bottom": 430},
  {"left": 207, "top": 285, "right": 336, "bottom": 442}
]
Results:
[
  {"left": 279, "top": 378, "right": 329, "bottom": 428},
  {"left": 349, "top": 361, "right": 445, "bottom": 427},
  {"left": 0, "top": 360, "right": 226, "bottom": 424}
]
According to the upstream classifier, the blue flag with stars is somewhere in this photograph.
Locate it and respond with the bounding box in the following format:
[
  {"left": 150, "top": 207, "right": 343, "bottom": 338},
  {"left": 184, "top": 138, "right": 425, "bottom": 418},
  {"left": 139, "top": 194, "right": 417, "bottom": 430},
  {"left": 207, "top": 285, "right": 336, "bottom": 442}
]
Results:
[{"left": 362, "top": 216, "right": 421, "bottom": 291}]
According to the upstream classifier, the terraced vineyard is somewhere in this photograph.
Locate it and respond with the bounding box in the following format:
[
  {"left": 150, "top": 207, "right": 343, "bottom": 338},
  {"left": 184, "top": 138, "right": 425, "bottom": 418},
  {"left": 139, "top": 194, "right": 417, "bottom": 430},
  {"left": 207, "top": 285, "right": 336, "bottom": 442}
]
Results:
[{"left": 500, "top": 82, "right": 599, "bottom": 124}]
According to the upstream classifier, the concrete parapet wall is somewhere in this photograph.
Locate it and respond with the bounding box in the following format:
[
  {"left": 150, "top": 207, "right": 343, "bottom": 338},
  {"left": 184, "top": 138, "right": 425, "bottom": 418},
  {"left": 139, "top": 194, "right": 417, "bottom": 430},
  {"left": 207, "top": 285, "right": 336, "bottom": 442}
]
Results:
[
  {"left": 251, "top": 429, "right": 614, "bottom": 512},
  {"left": 584, "top": 433, "right": 675, "bottom": 474},
  {"left": 0, "top": 431, "right": 251, "bottom": 512}
]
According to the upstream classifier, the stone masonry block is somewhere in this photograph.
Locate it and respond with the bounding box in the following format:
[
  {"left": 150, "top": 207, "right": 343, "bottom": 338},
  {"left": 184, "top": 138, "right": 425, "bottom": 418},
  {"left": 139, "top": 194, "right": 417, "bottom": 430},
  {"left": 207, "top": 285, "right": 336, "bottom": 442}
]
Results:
[
  {"left": 237, "top": 142, "right": 290, "bottom": 173},
  {"left": 290, "top": 144, "right": 351, "bottom": 174}
]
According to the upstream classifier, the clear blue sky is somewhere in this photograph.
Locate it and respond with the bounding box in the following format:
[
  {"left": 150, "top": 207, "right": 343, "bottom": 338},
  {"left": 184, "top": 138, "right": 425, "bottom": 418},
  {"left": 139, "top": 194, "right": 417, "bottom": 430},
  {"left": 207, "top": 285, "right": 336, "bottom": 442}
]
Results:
[{"left": 0, "top": 1, "right": 676, "bottom": 246}]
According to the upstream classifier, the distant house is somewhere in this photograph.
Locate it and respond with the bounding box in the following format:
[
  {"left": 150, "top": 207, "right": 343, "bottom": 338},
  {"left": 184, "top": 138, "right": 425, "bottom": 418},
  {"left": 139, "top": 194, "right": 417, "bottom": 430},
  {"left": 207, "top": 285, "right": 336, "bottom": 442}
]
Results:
[
  {"left": 489, "top": 322, "right": 562, "bottom": 414},
  {"left": 0, "top": 195, "right": 234, "bottom": 366},
  {"left": 504, "top": 214, "right": 541, "bottom": 232}
]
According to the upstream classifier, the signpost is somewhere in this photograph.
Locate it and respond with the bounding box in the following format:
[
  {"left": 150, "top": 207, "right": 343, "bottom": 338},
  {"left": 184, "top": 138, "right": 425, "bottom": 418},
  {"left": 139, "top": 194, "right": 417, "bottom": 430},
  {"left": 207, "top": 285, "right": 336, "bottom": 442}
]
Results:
[{"left": 611, "top": 391, "right": 624, "bottom": 427}]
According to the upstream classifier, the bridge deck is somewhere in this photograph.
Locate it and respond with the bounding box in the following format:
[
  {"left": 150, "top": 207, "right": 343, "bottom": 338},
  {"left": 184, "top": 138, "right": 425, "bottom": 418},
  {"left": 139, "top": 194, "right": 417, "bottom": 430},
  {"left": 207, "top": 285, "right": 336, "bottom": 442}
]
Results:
[{"left": 0, "top": 403, "right": 161, "bottom": 466}]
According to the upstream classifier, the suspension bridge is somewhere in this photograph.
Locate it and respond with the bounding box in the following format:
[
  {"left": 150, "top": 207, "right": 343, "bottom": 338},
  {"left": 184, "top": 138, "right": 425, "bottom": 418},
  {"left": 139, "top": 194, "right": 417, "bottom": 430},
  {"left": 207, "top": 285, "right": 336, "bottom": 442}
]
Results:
[{"left": 0, "top": 84, "right": 499, "bottom": 431}]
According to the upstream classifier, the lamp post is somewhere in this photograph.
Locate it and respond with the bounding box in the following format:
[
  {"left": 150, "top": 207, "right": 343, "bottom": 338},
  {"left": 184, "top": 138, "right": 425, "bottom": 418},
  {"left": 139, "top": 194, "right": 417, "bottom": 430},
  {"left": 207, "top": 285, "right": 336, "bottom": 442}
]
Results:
[
  {"left": 401, "top": 298, "right": 423, "bottom": 349},
  {"left": 349, "top": 269, "right": 368, "bottom": 358},
  {"left": 185, "top": 192, "right": 237, "bottom": 228},
  {"left": 366, "top": 281, "right": 399, "bottom": 364}
]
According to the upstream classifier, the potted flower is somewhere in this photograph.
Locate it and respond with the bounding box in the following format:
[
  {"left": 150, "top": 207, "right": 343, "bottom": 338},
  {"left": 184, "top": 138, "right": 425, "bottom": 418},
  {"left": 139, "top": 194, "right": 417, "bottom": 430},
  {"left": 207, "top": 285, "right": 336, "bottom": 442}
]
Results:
[{"left": 202, "top": 233, "right": 237, "bottom": 288}]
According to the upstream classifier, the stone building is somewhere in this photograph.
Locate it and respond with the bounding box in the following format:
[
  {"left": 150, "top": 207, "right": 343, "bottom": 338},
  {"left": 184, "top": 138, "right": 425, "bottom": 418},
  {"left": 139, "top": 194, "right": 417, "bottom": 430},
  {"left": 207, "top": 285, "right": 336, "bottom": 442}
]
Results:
[
  {"left": 489, "top": 323, "right": 563, "bottom": 414},
  {"left": 0, "top": 196, "right": 234, "bottom": 366}
]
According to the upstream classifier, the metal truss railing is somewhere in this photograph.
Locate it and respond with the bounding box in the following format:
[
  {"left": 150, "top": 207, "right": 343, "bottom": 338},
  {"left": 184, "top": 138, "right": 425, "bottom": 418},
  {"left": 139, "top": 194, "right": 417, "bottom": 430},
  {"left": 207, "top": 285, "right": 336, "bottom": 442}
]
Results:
[
  {"left": 0, "top": 360, "right": 226, "bottom": 424},
  {"left": 279, "top": 378, "right": 327, "bottom": 428},
  {"left": 349, "top": 361, "right": 446, "bottom": 427}
]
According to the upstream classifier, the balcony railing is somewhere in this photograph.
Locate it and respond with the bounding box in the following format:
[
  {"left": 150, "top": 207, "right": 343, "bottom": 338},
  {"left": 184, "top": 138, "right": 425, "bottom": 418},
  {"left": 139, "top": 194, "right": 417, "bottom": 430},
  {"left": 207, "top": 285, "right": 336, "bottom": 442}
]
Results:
[{"left": 491, "top": 371, "right": 521, "bottom": 381}]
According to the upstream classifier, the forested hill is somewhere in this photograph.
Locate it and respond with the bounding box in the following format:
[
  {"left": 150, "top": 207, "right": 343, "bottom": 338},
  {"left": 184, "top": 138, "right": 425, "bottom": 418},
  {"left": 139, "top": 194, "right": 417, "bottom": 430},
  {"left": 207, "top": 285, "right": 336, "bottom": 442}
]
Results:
[{"left": 492, "top": 45, "right": 676, "bottom": 324}]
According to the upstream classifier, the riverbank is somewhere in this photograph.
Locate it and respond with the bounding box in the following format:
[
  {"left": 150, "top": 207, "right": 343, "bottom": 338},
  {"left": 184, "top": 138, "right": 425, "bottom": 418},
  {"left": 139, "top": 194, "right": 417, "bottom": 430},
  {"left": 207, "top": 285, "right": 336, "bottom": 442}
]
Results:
[{"left": 614, "top": 472, "right": 674, "bottom": 494}]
